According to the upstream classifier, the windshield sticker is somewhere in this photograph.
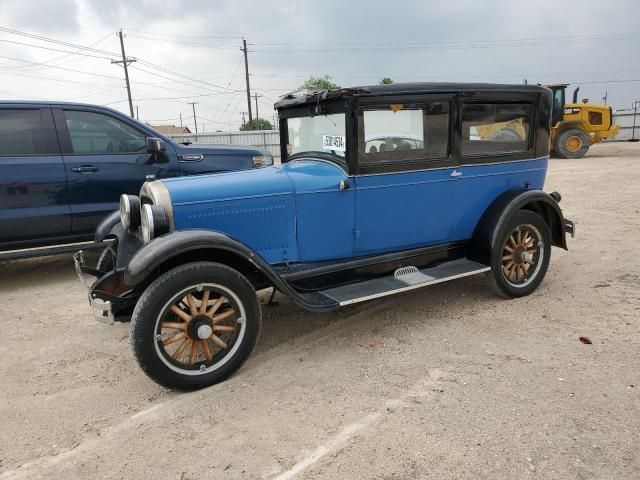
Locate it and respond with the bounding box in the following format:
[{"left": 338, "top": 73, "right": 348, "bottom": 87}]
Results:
[{"left": 322, "top": 135, "right": 346, "bottom": 152}]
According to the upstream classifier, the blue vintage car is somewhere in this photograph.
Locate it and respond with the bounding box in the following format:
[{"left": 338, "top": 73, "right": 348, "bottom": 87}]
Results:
[{"left": 75, "top": 83, "right": 575, "bottom": 390}]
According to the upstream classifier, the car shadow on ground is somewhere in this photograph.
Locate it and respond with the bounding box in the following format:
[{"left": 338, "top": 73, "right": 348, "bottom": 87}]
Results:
[{"left": 0, "top": 252, "right": 499, "bottom": 366}]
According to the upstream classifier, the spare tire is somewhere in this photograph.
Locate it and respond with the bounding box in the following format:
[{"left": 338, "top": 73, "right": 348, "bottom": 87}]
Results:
[{"left": 555, "top": 128, "right": 589, "bottom": 159}]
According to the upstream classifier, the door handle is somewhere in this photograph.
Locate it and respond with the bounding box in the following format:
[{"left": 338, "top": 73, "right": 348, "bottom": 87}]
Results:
[
  {"left": 450, "top": 170, "right": 463, "bottom": 177},
  {"left": 71, "top": 165, "right": 99, "bottom": 173}
]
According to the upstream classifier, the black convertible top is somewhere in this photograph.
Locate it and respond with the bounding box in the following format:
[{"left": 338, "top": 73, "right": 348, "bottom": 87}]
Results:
[{"left": 274, "top": 82, "right": 550, "bottom": 109}]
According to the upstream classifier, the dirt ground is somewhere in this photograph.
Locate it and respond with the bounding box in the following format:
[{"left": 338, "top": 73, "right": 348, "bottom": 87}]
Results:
[{"left": 0, "top": 142, "right": 638, "bottom": 480}]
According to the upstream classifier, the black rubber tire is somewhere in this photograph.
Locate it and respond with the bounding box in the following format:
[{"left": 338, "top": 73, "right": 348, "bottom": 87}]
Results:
[
  {"left": 130, "top": 262, "right": 261, "bottom": 390},
  {"left": 96, "top": 242, "right": 117, "bottom": 272},
  {"left": 554, "top": 128, "right": 589, "bottom": 159},
  {"left": 486, "top": 210, "right": 551, "bottom": 299}
]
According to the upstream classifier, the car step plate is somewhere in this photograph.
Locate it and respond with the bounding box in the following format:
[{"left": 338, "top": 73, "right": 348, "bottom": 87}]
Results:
[{"left": 320, "top": 258, "right": 490, "bottom": 306}]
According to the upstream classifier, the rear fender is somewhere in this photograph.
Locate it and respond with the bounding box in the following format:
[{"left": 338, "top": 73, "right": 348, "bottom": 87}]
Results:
[{"left": 469, "top": 189, "right": 567, "bottom": 264}]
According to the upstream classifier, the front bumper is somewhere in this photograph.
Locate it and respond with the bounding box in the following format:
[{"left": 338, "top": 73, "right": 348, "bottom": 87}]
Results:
[
  {"left": 73, "top": 250, "right": 138, "bottom": 325},
  {"left": 564, "top": 219, "right": 576, "bottom": 238}
]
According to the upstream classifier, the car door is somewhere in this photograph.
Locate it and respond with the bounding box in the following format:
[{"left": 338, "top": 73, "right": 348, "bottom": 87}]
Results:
[
  {"left": 353, "top": 97, "right": 460, "bottom": 256},
  {"left": 453, "top": 100, "right": 546, "bottom": 240},
  {"left": 53, "top": 107, "right": 180, "bottom": 235},
  {"left": 0, "top": 105, "right": 72, "bottom": 247}
]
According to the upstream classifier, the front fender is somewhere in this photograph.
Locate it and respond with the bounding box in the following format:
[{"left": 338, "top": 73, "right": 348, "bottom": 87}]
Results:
[
  {"left": 94, "top": 210, "right": 121, "bottom": 242},
  {"left": 123, "top": 230, "right": 337, "bottom": 312},
  {"left": 469, "top": 189, "right": 568, "bottom": 264},
  {"left": 125, "top": 230, "right": 264, "bottom": 285}
]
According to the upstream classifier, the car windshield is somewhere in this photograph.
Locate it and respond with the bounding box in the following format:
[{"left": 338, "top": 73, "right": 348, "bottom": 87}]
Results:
[{"left": 287, "top": 113, "right": 346, "bottom": 159}]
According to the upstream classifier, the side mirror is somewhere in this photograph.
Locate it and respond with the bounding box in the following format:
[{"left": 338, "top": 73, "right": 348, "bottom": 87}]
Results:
[
  {"left": 146, "top": 137, "right": 166, "bottom": 154},
  {"left": 146, "top": 137, "right": 168, "bottom": 163}
]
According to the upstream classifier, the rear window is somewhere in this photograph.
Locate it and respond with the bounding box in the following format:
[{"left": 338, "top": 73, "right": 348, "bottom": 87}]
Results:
[
  {"left": 462, "top": 103, "right": 531, "bottom": 156},
  {"left": 0, "top": 109, "right": 53, "bottom": 156}
]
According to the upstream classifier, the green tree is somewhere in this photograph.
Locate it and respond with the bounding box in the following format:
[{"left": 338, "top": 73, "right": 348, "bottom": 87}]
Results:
[
  {"left": 299, "top": 75, "right": 341, "bottom": 92},
  {"left": 240, "top": 118, "right": 273, "bottom": 131},
  {"left": 380, "top": 77, "right": 394, "bottom": 85}
]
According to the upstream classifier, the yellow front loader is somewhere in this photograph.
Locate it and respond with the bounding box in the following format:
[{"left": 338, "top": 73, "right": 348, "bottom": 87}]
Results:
[{"left": 546, "top": 84, "right": 619, "bottom": 158}]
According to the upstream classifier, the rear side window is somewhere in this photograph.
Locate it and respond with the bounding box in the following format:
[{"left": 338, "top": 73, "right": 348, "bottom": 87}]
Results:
[
  {"left": 462, "top": 103, "right": 531, "bottom": 156},
  {"left": 360, "top": 102, "right": 449, "bottom": 163},
  {"left": 64, "top": 110, "right": 146, "bottom": 154},
  {"left": 0, "top": 109, "right": 53, "bottom": 156}
]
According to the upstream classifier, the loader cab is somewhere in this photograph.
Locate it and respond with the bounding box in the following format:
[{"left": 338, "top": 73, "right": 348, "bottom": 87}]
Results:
[{"left": 548, "top": 84, "right": 567, "bottom": 126}]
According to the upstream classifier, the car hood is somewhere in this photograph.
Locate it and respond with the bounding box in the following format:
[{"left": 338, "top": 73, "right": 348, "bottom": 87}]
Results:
[{"left": 162, "top": 165, "right": 292, "bottom": 206}]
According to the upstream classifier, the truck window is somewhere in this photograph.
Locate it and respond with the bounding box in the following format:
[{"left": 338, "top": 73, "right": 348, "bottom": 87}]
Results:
[
  {"left": 461, "top": 103, "right": 531, "bottom": 156},
  {"left": 360, "top": 102, "right": 449, "bottom": 163},
  {"left": 0, "top": 109, "right": 53, "bottom": 156},
  {"left": 64, "top": 110, "right": 147, "bottom": 154}
]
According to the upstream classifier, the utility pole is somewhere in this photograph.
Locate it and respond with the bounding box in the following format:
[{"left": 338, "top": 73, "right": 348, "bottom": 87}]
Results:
[
  {"left": 179, "top": 113, "right": 183, "bottom": 128},
  {"left": 603, "top": 90, "right": 608, "bottom": 105},
  {"left": 241, "top": 38, "right": 253, "bottom": 125},
  {"left": 252, "top": 93, "right": 262, "bottom": 129},
  {"left": 630, "top": 100, "right": 639, "bottom": 142},
  {"left": 111, "top": 29, "right": 136, "bottom": 118},
  {"left": 188, "top": 102, "right": 198, "bottom": 134},
  {"left": 135, "top": 105, "right": 139, "bottom": 120}
]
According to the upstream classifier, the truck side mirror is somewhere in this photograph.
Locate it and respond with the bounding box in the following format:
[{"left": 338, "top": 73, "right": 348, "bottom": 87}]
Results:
[{"left": 146, "top": 137, "right": 168, "bottom": 163}]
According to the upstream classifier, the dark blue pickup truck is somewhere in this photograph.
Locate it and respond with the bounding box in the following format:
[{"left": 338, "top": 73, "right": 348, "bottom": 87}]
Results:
[{"left": 0, "top": 101, "right": 272, "bottom": 260}]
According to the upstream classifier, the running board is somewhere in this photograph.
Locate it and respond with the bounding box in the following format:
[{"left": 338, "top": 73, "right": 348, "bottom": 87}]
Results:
[{"left": 318, "top": 258, "right": 490, "bottom": 307}]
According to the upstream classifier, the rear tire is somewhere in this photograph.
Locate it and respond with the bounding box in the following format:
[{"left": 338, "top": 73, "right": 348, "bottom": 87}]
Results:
[
  {"left": 130, "top": 262, "right": 261, "bottom": 390},
  {"left": 487, "top": 210, "right": 551, "bottom": 298},
  {"left": 554, "top": 128, "right": 589, "bottom": 159}
]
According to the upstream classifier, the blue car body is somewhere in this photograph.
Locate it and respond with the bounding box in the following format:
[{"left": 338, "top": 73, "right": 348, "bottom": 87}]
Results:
[
  {"left": 0, "top": 101, "right": 270, "bottom": 256},
  {"left": 164, "top": 156, "right": 548, "bottom": 264}
]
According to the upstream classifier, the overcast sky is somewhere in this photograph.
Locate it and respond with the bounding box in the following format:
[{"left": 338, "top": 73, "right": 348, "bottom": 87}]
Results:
[{"left": 1, "top": 0, "right": 639, "bottom": 132}]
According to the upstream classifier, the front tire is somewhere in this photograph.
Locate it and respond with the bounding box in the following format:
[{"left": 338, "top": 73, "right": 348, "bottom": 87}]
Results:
[
  {"left": 487, "top": 210, "right": 551, "bottom": 298},
  {"left": 554, "top": 128, "right": 589, "bottom": 159},
  {"left": 130, "top": 262, "right": 261, "bottom": 390}
]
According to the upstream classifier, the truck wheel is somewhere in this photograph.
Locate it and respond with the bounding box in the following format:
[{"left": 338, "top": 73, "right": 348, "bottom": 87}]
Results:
[
  {"left": 555, "top": 128, "right": 589, "bottom": 159},
  {"left": 487, "top": 210, "right": 551, "bottom": 298},
  {"left": 130, "top": 262, "right": 261, "bottom": 390},
  {"left": 96, "top": 241, "right": 117, "bottom": 272}
]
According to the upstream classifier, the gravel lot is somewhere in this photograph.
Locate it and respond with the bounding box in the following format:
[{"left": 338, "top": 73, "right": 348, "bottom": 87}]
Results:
[{"left": 1, "top": 142, "right": 638, "bottom": 480}]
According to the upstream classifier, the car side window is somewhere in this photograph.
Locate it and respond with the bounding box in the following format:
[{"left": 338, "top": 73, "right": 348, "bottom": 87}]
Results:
[
  {"left": 359, "top": 102, "right": 449, "bottom": 164},
  {"left": 0, "top": 109, "right": 54, "bottom": 156},
  {"left": 64, "top": 110, "right": 147, "bottom": 154},
  {"left": 461, "top": 103, "right": 532, "bottom": 156}
]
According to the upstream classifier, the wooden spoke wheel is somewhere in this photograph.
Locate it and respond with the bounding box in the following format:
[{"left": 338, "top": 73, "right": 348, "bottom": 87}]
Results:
[
  {"left": 501, "top": 224, "right": 544, "bottom": 287},
  {"left": 154, "top": 284, "right": 245, "bottom": 374},
  {"left": 130, "top": 262, "right": 261, "bottom": 390},
  {"left": 487, "top": 210, "right": 551, "bottom": 299}
]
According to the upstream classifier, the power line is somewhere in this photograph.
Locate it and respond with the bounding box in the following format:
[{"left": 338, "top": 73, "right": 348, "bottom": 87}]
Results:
[
  {"left": 0, "top": 38, "right": 113, "bottom": 60},
  {"left": 0, "top": 54, "right": 125, "bottom": 80},
  {"left": 0, "top": 26, "right": 120, "bottom": 56},
  {"left": 126, "top": 33, "right": 239, "bottom": 49},
  {"left": 125, "top": 29, "right": 244, "bottom": 40}
]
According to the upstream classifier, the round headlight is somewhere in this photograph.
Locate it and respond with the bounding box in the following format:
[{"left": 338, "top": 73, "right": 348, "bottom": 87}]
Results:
[
  {"left": 120, "top": 195, "right": 141, "bottom": 230},
  {"left": 141, "top": 204, "right": 169, "bottom": 243}
]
